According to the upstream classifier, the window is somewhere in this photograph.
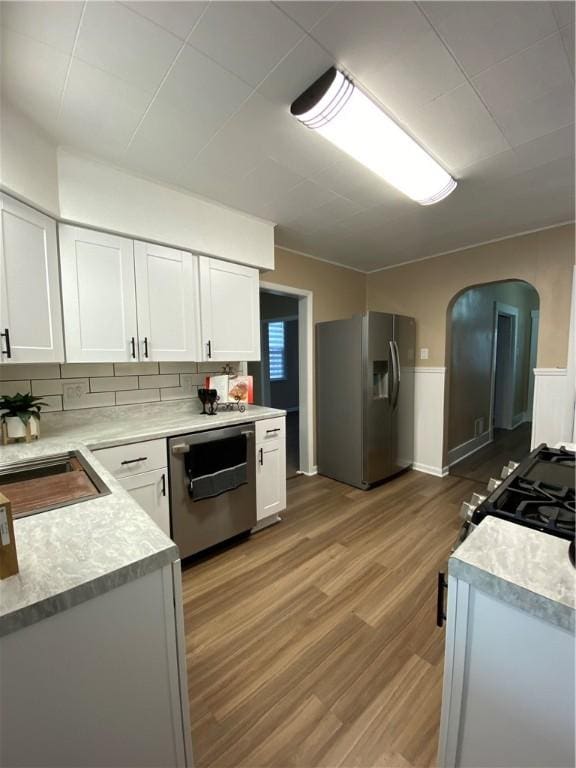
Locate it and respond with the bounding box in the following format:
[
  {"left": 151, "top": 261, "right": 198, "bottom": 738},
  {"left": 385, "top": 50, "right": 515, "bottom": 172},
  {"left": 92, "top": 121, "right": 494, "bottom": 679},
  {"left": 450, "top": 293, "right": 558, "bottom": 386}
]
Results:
[{"left": 268, "top": 321, "right": 286, "bottom": 381}]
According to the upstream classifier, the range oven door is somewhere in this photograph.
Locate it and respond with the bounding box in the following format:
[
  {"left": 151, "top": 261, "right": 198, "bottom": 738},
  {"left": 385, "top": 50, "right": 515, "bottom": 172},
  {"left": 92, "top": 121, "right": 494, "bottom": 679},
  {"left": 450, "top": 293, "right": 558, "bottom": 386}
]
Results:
[{"left": 169, "top": 424, "right": 256, "bottom": 559}]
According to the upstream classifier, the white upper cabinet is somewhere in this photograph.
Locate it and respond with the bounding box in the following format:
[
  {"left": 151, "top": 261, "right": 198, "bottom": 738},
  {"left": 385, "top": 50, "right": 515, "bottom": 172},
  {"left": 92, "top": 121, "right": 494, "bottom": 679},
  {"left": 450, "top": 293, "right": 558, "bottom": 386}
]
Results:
[
  {"left": 59, "top": 226, "right": 138, "bottom": 363},
  {"left": 134, "top": 242, "right": 200, "bottom": 362},
  {"left": 0, "top": 195, "right": 64, "bottom": 363},
  {"left": 199, "top": 256, "right": 260, "bottom": 361}
]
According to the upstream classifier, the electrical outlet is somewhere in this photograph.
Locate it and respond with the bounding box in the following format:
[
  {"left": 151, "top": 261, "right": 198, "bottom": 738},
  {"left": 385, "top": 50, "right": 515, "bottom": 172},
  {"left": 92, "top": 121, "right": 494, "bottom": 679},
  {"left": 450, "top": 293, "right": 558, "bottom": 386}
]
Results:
[
  {"left": 62, "top": 381, "right": 89, "bottom": 408},
  {"left": 420, "top": 348, "right": 429, "bottom": 360}
]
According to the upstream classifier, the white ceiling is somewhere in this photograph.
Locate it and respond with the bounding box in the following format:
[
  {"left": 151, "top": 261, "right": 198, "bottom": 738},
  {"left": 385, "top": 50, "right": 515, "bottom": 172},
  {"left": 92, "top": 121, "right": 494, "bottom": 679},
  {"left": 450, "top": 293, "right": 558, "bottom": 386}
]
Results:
[{"left": 1, "top": 0, "right": 574, "bottom": 271}]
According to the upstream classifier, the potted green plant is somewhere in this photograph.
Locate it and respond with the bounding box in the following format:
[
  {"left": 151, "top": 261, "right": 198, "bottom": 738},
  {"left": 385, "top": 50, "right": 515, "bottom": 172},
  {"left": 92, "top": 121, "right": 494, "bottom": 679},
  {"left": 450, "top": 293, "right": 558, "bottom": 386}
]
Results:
[{"left": 0, "top": 392, "right": 49, "bottom": 444}]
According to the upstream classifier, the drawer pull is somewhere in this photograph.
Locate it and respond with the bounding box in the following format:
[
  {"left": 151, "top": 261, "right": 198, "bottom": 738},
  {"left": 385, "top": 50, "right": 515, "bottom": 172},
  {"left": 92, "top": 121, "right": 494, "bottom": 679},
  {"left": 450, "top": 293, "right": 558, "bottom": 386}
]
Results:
[
  {"left": 1, "top": 328, "right": 12, "bottom": 358},
  {"left": 120, "top": 457, "right": 147, "bottom": 465},
  {"left": 436, "top": 572, "right": 447, "bottom": 628},
  {"left": 161, "top": 473, "right": 167, "bottom": 497},
  {"left": 266, "top": 428, "right": 281, "bottom": 434},
  {"left": 259, "top": 447, "right": 264, "bottom": 466}
]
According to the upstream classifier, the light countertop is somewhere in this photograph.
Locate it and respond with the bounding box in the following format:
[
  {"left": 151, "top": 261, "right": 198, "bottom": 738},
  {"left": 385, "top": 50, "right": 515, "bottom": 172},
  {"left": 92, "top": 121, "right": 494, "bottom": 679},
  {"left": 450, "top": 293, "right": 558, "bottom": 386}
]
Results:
[
  {"left": 0, "top": 401, "right": 285, "bottom": 636},
  {"left": 450, "top": 516, "right": 575, "bottom": 632},
  {"left": 1, "top": 401, "right": 286, "bottom": 455}
]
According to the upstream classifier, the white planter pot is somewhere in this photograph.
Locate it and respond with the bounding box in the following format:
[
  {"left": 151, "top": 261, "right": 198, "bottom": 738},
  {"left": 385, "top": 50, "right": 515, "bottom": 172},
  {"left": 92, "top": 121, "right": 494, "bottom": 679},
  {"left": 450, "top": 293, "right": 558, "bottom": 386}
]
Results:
[{"left": 3, "top": 415, "right": 39, "bottom": 440}]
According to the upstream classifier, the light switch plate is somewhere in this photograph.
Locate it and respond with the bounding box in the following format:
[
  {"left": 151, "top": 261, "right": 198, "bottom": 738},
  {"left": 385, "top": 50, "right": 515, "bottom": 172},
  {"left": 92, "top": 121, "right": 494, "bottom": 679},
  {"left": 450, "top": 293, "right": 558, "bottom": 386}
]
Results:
[{"left": 420, "top": 348, "right": 429, "bottom": 360}]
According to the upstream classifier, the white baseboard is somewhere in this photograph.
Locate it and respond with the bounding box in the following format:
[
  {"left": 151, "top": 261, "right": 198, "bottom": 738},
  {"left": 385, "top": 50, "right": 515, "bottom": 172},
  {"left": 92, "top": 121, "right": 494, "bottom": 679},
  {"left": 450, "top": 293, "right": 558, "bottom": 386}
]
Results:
[
  {"left": 413, "top": 462, "right": 449, "bottom": 478},
  {"left": 297, "top": 466, "right": 318, "bottom": 477},
  {"left": 448, "top": 430, "right": 492, "bottom": 467},
  {"left": 251, "top": 514, "right": 282, "bottom": 533}
]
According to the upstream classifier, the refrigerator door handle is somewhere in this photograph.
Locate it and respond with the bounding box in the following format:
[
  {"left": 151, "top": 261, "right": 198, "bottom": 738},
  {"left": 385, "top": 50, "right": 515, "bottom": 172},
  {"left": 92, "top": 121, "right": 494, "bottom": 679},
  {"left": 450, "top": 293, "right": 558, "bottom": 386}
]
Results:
[
  {"left": 389, "top": 341, "right": 399, "bottom": 408},
  {"left": 392, "top": 340, "right": 401, "bottom": 383},
  {"left": 392, "top": 340, "right": 401, "bottom": 408}
]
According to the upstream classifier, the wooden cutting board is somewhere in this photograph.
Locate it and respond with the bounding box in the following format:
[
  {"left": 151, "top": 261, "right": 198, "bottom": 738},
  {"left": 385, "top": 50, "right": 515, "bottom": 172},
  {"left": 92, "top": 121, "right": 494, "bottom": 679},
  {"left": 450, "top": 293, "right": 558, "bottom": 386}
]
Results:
[{"left": 0, "top": 459, "right": 99, "bottom": 519}]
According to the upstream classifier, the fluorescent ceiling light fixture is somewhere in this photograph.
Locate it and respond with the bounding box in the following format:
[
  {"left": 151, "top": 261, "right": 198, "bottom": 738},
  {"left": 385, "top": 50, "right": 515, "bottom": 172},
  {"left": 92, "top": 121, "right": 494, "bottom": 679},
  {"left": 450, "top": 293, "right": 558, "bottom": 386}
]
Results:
[{"left": 290, "top": 68, "right": 457, "bottom": 206}]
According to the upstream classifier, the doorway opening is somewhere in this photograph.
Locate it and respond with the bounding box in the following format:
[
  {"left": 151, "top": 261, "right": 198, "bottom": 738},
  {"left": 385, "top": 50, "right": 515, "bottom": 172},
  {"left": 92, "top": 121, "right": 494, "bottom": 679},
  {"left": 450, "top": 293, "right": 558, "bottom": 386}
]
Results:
[
  {"left": 445, "top": 280, "right": 539, "bottom": 483},
  {"left": 247, "top": 283, "right": 314, "bottom": 479}
]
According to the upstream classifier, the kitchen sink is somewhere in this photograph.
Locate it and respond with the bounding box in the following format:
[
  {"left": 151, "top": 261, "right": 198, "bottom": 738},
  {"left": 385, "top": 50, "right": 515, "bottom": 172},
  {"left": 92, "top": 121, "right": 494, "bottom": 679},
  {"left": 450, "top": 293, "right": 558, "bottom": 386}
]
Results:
[{"left": 0, "top": 451, "right": 110, "bottom": 519}]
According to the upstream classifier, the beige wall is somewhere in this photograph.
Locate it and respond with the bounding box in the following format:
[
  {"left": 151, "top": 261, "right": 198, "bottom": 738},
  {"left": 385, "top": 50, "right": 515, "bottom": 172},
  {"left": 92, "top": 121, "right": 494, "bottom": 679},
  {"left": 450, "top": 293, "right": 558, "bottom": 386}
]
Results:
[
  {"left": 261, "top": 247, "right": 367, "bottom": 465},
  {"left": 262, "top": 247, "right": 367, "bottom": 324},
  {"left": 448, "top": 281, "right": 539, "bottom": 450},
  {"left": 366, "top": 224, "right": 575, "bottom": 369}
]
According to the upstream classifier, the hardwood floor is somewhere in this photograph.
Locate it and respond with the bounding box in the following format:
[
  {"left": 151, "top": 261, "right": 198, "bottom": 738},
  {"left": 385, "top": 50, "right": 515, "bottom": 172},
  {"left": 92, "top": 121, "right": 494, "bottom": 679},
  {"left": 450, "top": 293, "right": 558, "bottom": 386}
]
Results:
[
  {"left": 449, "top": 423, "right": 532, "bottom": 484},
  {"left": 182, "top": 470, "right": 485, "bottom": 768}
]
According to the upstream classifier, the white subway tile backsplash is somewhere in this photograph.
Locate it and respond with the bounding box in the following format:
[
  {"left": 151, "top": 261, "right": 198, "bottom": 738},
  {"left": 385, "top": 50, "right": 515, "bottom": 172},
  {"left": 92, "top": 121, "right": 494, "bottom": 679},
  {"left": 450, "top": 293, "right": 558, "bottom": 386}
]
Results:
[
  {"left": 138, "top": 374, "right": 179, "bottom": 389},
  {"left": 89, "top": 376, "right": 138, "bottom": 392},
  {"left": 31, "top": 378, "right": 87, "bottom": 396},
  {"left": 115, "top": 389, "right": 160, "bottom": 406},
  {"left": 61, "top": 363, "right": 114, "bottom": 378},
  {"left": 114, "top": 362, "right": 159, "bottom": 376},
  {"left": 160, "top": 386, "right": 198, "bottom": 401},
  {"left": 159, "top": 362, "right": 198, "bottom": 374},
  {"left": 40, "top": 395, "right": 63, "bottom": 412},
  {"left": 14, "top": 361, "right": 244, "bottom": 413},
  {"left": 0, "top": 380, "right": 32, "bottom": 396},
  {"left": 0, "top": 364, "right": 60, "bottom": 381},
  {"left": 63, "top": 380, "right": 115, "bottom": 410}
]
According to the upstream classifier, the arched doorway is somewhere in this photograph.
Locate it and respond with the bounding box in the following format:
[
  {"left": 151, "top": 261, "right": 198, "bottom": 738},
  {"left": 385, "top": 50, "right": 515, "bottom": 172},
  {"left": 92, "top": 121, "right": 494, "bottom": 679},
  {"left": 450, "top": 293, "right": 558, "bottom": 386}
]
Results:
[{"left": 444, "top": 279, "right": 540, "bottom": 483}]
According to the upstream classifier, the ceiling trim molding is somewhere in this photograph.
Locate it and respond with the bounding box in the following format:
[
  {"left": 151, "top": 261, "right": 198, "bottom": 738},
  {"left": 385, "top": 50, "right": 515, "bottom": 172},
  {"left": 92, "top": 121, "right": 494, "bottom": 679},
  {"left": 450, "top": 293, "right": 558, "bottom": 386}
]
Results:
[
  {"left": 367, "top": 220, "right": 576, "bottom": 274},
  {"left": 274, "top": 243, "right": 368, "bottom": 274}
]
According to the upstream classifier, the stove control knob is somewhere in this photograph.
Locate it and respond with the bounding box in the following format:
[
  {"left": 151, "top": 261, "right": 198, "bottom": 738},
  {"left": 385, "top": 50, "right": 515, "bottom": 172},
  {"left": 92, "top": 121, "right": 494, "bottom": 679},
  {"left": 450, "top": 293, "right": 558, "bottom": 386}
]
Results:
[
  {"left": 487, "top": 477, "right": 502, "bottom": 493},
  {"left": 459, "top": 501, "right": 476, "bottom": 522},
  {"left": 470, "top": 492, "right": 487, "bottom": 506},
  {"left": 508, "top": 461, "right": 520, "bottom": 471},
  {"left": 500, "top": 465, "right": 513, "bottom": 479}
]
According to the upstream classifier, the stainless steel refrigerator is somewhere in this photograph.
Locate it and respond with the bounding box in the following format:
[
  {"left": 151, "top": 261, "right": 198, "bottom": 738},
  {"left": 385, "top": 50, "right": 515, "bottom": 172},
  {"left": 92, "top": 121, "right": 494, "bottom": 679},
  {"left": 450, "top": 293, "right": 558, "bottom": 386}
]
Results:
[{"left": 316, "top": 311, "right": 415, "bottom": 489}]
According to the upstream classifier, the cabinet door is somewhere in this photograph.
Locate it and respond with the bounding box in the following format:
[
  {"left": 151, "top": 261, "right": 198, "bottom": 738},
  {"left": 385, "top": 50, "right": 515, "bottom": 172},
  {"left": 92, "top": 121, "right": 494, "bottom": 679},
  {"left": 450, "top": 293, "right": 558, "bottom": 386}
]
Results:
[
  {"left": 256, "top": 440, "right": 286, "bottom": 521},
  {"left": 119, "top": 468, "right": 170, "bottom": 536},
  {"left": 0, "top": 195, "right": 64, "bottom": 363},
  {"left": 59, "top": 225, "right": 138, "bottom": 362},
  {"left": 199, "top": 256, "right": 260, "bottom": 361},
  {"left": 134, "top": 241, "right": 200, "bottom": 362}
]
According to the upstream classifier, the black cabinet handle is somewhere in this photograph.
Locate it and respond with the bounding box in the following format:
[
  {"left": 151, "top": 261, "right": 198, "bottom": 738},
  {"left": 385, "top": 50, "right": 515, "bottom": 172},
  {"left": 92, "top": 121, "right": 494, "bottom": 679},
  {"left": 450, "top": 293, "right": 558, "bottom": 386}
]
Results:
[
  {"left": 207, "top": 340, "right": 212, "bottom": 359},
  {"left": 1, "top": 328, "right": 11, "bottom": 358},
  {"left": 143, "top": 337, "right": 149, "bottom": 358},
  {"left": 266, "top": 428, "right": 281, "bottom": 434},
  {"left": 161, "top": 473, "right": 166, "bottom": 497},
  {"left": 436, "top": 572, "right": 447, "bottom": 627},
  {"left": 130, "top": 337, "right": 136, "bottom": 359},
  {"left": 259, "top": 447, "right": 264, "bottom": 466},
  {"left": 120, "top": 457, "right": 147, "bottom": 465}
]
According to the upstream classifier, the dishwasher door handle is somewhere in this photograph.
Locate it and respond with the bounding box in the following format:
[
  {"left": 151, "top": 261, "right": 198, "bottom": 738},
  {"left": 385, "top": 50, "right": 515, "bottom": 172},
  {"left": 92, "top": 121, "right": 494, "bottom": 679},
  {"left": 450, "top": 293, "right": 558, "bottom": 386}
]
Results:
[{"left": 172, "top": 443, "right": 190, "bottom": 455}]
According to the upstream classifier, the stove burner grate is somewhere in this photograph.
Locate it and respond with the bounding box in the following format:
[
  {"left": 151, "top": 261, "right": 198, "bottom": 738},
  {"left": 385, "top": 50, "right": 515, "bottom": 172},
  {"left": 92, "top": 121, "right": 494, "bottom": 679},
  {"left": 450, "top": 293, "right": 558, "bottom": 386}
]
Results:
[{"left": 517, "top": 501, "right": 576, "bottom": 532}]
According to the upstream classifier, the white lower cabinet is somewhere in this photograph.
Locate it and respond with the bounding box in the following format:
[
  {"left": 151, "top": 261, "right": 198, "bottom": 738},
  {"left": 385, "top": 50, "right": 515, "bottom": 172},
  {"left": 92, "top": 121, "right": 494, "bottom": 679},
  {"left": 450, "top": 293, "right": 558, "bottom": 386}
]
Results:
[
  {"left": 438, "top": 575, "right": 575, "bottom": 768},
  {"left": 255, "top": 417, "right": 286, "bottom": 524},
  {"left": 119, "top": 469, "right": 170, "bottom": 536},
  {"left": 0, "top": 563, "right": 193, "bottom": 767},
  {"left": 94, "top": 439, "right": 170, "bottom": 536}
]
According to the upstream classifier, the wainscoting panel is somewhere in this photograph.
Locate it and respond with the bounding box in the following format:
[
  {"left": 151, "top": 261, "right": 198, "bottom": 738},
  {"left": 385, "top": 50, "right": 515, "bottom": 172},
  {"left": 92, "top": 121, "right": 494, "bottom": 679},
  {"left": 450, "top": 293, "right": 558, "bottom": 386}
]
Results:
[
  {"left": 413, "top": 367, "right": 447, "bottom": 477},
  {"left": 531, "top": 368, "right": 570, "bottom": 448}
]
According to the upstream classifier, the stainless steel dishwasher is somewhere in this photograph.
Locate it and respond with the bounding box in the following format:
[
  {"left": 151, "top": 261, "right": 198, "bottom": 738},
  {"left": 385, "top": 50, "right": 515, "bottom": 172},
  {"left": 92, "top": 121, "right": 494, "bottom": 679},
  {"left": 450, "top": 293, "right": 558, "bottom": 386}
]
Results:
[{"left": 168, "top": 423, "right": 256, "bottom": 559}]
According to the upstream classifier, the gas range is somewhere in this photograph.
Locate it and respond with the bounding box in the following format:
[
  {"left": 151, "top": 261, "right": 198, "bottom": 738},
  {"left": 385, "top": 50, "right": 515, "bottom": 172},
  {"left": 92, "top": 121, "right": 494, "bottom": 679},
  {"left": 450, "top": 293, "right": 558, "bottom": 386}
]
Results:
[{"left": 458, "top": 443, "right": 575, "bottom": 544}]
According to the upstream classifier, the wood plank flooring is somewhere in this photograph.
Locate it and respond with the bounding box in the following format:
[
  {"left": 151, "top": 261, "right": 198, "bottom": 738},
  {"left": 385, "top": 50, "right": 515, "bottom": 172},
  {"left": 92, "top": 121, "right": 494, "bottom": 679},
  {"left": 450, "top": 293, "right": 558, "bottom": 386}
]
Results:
[
  {"left": 449, "top": 424, "right": 532, "bottom": 484},
  {"left": 182, "top": 470, "right": 485, "bottom": 768}
]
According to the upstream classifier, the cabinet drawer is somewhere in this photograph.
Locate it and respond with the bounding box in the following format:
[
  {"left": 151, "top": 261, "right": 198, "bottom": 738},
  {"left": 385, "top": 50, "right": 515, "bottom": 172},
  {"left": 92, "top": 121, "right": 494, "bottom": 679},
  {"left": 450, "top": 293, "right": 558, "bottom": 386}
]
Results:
[
  {"left": 255, "top": 416, "right": 285, "bottom": 443},
  {"left": 95, "top": 438, "right": 167, "bottom": 478}
]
